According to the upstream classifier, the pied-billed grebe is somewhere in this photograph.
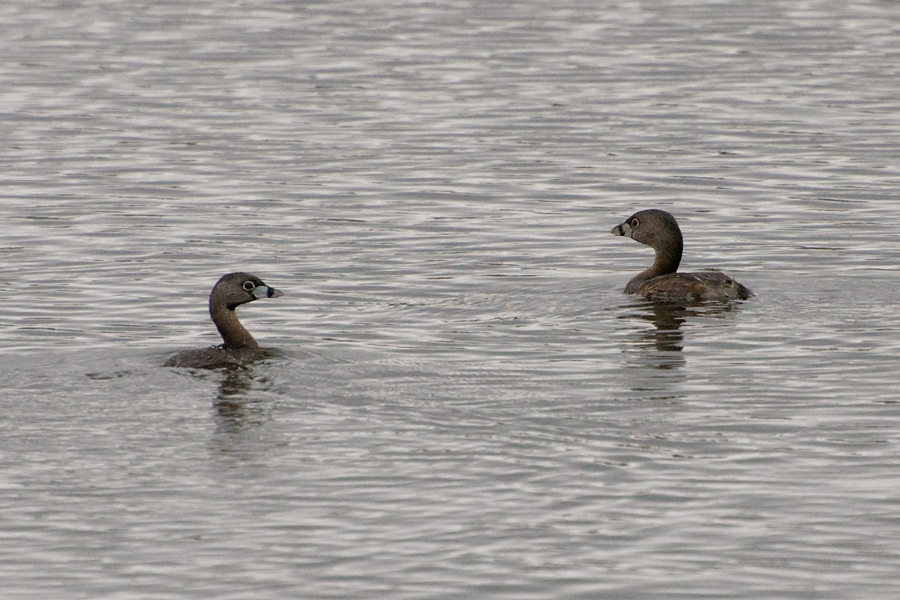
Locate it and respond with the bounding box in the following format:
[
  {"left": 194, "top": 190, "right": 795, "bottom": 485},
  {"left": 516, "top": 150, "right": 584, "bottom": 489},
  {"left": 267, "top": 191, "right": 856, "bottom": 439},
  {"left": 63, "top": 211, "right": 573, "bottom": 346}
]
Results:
[
  {"left": 611, "top": 209, "right": 753, "bottom": 302},
  {"left": 165, "top": 272, "right": 284, "bottom": 368}
]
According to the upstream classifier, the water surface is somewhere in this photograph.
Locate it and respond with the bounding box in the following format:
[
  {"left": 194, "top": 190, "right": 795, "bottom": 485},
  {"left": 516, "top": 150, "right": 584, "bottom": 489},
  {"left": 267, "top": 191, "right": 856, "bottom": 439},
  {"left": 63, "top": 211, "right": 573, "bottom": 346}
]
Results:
[{"left": 2, "top": 1, "right": 899, "bottom": 598}]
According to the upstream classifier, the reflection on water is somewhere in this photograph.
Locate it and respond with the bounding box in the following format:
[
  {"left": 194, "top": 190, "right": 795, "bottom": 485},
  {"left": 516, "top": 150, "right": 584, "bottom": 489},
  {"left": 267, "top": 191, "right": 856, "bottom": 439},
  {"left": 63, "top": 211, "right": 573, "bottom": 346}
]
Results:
[
  {"left": 619, "top": 300, "right": 756, "bottom": 404},
  {"left": 214, "top": 367, "right": 259, "bottom": 426},
  {"left": 624, "top": 301, "right": 748, "bottom": 355},
  {"left": 209, "top": 367, "right": 276, "bottom": 457},
  {"left": 629, "top": 302, "right": 688, "bottom": 354},
  {"left": 620, "top": 300, "right": 748, "bottom": 370},
  {"left": 620, "top": 302, "right": 687, "bottom": 372}
]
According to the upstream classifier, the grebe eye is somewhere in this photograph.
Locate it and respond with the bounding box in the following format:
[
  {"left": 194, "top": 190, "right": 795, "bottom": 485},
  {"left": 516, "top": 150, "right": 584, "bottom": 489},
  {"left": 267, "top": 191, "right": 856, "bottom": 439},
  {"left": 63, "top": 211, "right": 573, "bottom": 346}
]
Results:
[
  {"left": 242, "top": 280, "right": 256, "bottom": 291},
  {"left": 631, "top": 218, "right": 639, "bottom": 228}
]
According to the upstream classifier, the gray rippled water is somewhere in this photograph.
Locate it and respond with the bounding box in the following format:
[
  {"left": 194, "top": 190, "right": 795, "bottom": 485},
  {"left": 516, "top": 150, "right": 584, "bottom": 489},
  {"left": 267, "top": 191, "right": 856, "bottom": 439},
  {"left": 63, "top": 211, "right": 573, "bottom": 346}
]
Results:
[{"left": 2, "top": 1, "right": 899, "bottom": 598}]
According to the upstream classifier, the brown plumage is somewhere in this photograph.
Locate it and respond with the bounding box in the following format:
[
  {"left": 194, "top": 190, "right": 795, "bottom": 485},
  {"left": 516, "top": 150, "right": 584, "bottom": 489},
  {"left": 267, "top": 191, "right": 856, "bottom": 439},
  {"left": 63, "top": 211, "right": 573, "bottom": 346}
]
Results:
[
  {"left": 611, "top": 209, "right": 752, "bottom": 303},
  {"left": 165, "top": 272, "right": 284, "bottom": 369}
]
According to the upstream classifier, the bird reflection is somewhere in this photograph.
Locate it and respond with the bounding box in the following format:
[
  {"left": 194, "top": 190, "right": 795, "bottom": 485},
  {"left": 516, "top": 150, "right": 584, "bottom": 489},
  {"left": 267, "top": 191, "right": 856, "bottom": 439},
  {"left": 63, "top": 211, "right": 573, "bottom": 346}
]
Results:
[
  {"left": 635, "top": 303, "right": 687, "bottom": 353},
  {"left": 620, "top": 301, "right": 744, "bottom": 371},
  {"left": 619, "top": 303, "right": 686, "bottom": 371},
  {"left": 214, "top": 367, "right": 256, "bottom": 424},
  {"left": 210, "top": 366, "right": 271, "bottom": 455}
]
